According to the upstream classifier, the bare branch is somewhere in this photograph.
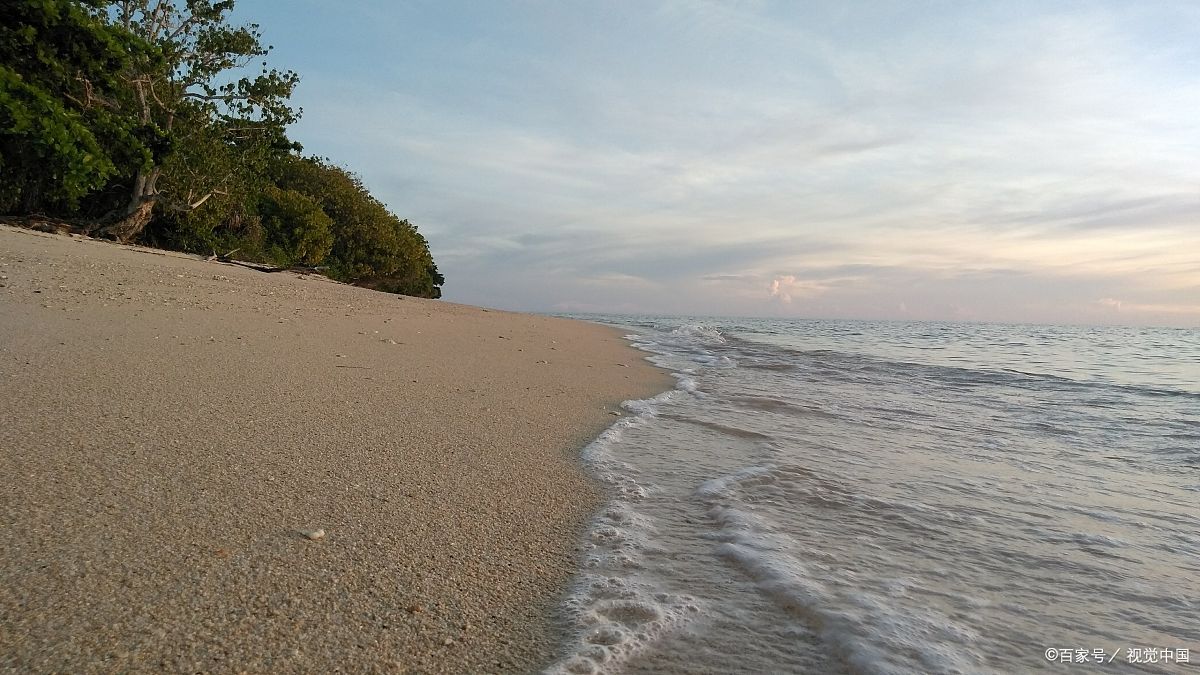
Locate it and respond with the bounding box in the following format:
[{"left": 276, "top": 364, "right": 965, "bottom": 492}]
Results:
[
  {"left": 146, "top": 0, "right": 172, "bottom": 42},
  {"left": 187, "top": 189, "right": 229, "bottom": 210},
  {"left": 167, "top": 13, "right": 201, "bottom": 41}
]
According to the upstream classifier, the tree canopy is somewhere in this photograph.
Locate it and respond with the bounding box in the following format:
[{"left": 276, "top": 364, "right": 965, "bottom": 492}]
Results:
[
  {"left": 0, "top": 0, "right": 152, "bottom": 213},
  {"left": 0, "top": 0, "right": 443, "bottom": 298}
]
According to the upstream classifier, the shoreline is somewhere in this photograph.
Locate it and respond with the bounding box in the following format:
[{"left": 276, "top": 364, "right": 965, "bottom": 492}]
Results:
[{"left": 0, "top": 225, "right": 672, "bottom": 673}]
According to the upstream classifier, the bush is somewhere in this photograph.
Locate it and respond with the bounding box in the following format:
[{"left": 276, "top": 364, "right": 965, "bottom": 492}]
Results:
[
  {"left": 257, "top": 186, "right": 333, "bottom": 267},
  {"left": 272, "top": 155, "right": 442, "bottom": 296}
]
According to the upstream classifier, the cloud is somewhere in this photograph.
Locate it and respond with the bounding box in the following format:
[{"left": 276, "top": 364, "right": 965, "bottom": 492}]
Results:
[
  {"left": 259, "top": 0, "right": 1200, "bottom": 326},
  {"left": 768, "top": 275, "right": 830, "bottom": 304},
  {"left": 767, "top": 276, "right": 795, "bottom": 303}
]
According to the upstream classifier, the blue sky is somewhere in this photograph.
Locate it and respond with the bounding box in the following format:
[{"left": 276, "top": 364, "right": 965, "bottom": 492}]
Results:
[{"left": 240, "top": 1, "right": 1200, "bottom": 326}]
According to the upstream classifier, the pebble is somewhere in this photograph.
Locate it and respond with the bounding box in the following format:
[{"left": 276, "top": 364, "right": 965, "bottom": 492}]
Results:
[{"left": 300, "top": 528, "right": 326, "bottom": 541}]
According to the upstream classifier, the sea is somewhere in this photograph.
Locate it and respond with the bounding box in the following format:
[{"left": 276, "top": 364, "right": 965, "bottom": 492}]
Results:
[{"left": 545, "top": 316, "right": 1199, "bottom": 675}]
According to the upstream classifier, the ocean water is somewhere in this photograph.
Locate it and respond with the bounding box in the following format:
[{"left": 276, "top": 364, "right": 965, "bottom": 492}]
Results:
[{"left": 546, "top": 317, "right": 1200, "bottom": 674}]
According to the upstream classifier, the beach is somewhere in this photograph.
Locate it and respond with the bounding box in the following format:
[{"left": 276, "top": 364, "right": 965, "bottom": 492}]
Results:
[{"left": 0, "top": 225, "right": 670, "bottom": 673}]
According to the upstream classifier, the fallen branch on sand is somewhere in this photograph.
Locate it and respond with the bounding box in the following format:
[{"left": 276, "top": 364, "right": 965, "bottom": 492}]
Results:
[
  {"left": 0, "top": 215, "right": 92, "bottom": 236},
  {"left": 206, "top": 247, "right": 327, "bottom": 276}
]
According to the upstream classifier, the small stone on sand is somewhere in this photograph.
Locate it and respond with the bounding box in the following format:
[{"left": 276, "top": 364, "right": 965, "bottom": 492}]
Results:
[{"left": 301, "top": 528, "right": 326, "bottom": 541}]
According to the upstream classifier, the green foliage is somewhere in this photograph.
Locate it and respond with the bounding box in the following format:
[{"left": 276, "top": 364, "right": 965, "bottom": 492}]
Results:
[
  {"left": 0, "top": 0, "right": 151, "bottom": 212},
  {"left": 97, "top": 1, "right": 299, "bottom": 232},
  {"left": 258, "top": 186, "right": 332, "bottom": 267},
  {"left": 141, "top": 115, "right": 274, "bottom": 255},
  {"left": 112, "top": 0, "right": 300, "bottom": 128},
  {"left": 273, "top": 155, "right": 443, "bottom": 298},
  {"left": 0, "top": 0, "right": 443, "bottom": 298},
  {"left": 0, "top": 66, "right": 110, "bottom": 210}
]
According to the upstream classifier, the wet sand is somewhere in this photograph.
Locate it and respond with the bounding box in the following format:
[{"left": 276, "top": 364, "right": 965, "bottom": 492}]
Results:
[{"left": 0, "top": 225, "right": 670, "bottom": 673}]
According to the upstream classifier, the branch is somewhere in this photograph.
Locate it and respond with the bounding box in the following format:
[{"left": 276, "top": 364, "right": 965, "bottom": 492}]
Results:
[
  {"left": 146, "top": 0, "right": 173, "bottom": 42},
  {"left": 182, "top": 91, "right": 255, "bottom": 103},
  {"left": 66, "top": 74, "right": 120, "bottom": 111},
  {"left": 119, "top": 1, "right": 134, "bottom": 30},
  {"left": 188, "top": 189, "right": 227, "bottom": 210},
  {"left": 145, "top": 78, "right": 173, "bottom": 114},
  {"left": 167, "top": 13, "right": 202, "bottom": 41}
]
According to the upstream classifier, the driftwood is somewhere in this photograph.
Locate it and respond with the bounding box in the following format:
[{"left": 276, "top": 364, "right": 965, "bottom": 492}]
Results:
[
  {"left": 205, "top": 249, "right": 327, "bottom": 276},
  {"left": 206, "top": 247, "right": 241, "bottom": 262},
  {"left": 0, "top": 215, "right": 93, "bottom": 236}
]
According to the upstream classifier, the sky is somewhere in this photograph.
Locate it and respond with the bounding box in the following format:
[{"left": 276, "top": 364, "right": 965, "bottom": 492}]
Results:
[{"left": 240, "top": 1, "right": 1200, "bottom": 326}]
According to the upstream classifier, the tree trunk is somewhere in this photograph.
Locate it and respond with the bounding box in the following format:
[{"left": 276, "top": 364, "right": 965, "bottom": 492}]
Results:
[
  {"left": 101, "top": 166, "right": 160, "bottom": 242},
  {"left": 19, "top": 180, "right": 41, "bottom": 215},
  {"left": 102, "top": 199, "right": 155, "bottom": 242}
]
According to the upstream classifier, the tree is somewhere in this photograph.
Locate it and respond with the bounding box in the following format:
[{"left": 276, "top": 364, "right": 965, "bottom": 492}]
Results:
[
  {"left": 0, "top": 0, "right": 152, "bottom": 214},
  {"left": 2, "top": 1, "right": 444, "bottom": 298},
  {"left": 96, "top": 0, "right": 299, "bottom": 241},
  {"left": 273, "top": 155, "right": 444, "bottom": 298}
]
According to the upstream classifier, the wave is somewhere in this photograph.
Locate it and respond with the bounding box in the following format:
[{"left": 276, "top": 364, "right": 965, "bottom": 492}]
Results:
[
  {"left": 714, "top": 328, "right": 1200, "bottom": 403},
  {"left": 661, "top": 414, "right": 774, "bottom": 441},
  {"left": 728, "top": 395, "right": 843, "bottom": 420},
  {"left": 698, "top": 466, "right": 988, "bottom": 675},
  {"left": 555, "top": 314, "right": 1200, "bottom": 673},
  {"left": 547, "top": 382, "right": 700, "bottom": 674},
  {"left": 668, "top": 323, "right": 727, "bottom": 345}
]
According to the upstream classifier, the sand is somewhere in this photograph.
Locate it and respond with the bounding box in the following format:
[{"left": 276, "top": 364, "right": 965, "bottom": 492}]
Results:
[{"left": 0, "top": 225, "right": 670, "bottom": 673}]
